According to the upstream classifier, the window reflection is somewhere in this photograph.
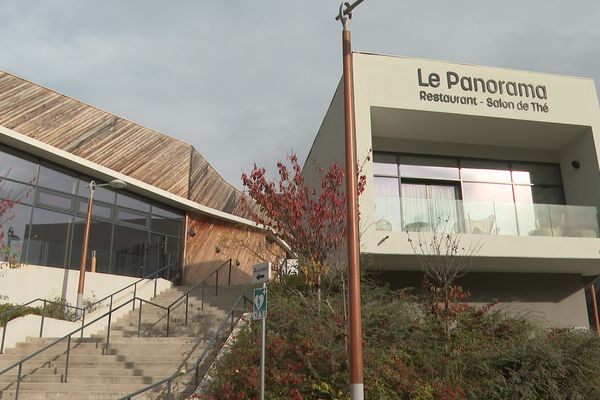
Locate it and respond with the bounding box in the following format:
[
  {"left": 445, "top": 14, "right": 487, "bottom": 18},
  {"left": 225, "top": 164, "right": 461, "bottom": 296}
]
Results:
[
  {"left": 38, "top": 165, "right": 77, "bottom": 194},
  {"left": 27, "top": 208, "right": 74, "bottom": 268},
  {"left": 0, "top": 149, "right": 38, "bottom": 183},
  {"left": 0, "top": 203, "right": 32, "bottom": 263},
  {"left": 0, "top": 181, "right": 35, "bottom": 204},
  {"left": 112, "top": 225, "right": 147, "bottom": 277}
]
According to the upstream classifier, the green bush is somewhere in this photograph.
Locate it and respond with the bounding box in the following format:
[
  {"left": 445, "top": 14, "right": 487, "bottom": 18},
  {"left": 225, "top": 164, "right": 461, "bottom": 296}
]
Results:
[{"left": 200, "top": 279, "right": 600, "bottom": 400}]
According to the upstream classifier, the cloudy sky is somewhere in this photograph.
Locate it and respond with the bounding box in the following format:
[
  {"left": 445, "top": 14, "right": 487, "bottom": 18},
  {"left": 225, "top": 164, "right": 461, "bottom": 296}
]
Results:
[{"left": 1, "top": 1, "right": 599, "bottom": 188}]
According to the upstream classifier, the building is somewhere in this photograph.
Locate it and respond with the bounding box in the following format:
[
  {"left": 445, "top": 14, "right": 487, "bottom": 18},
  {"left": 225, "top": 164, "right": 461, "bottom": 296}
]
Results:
[
  {"left": 0, "top": 70, "right": 281, "bottom": 290},
  {"left": 304, "top": 52, "right": 600, "bottom": 328}
]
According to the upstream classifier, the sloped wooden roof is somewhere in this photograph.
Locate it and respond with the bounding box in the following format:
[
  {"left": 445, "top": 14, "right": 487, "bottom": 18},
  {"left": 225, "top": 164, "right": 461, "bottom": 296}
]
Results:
[{"left": 0, "top": 71, "right": 252, "bottom": 219}]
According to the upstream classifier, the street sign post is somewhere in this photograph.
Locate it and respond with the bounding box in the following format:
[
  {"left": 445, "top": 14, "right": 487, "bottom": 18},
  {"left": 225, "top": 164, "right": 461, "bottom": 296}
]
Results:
[
  {"left": 252, "top": 262, "right": 272, "bottom": 284},
  {"left": 252, "top": 262, "right": 271, "bottom": 400}
]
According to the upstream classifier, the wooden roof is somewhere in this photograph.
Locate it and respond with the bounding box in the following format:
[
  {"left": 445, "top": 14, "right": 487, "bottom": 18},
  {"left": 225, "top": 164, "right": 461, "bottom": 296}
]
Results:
[{"left": 0, "top": 71, "right": 252, "bottom": 219}]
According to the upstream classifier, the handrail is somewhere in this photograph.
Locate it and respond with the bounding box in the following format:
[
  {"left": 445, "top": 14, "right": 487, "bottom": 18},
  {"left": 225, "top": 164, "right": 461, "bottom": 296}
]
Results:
[
  {"left": 119, "top": 293, "right": 253, "bottom": 400},
  {"left": 0, "top": 261, "right": 178, "bottom": 354},
  {"left": 0, "top": 299, "right": 83, "bottom": 354},
  {"left": 0, "top": 259, "right": 234, "bottom": 398},
  {"left": 133, "top": 258, "right": 233, "bottom": 337},
  {"left": 0, "top": 297, "right": 135, "bottom": 379}
]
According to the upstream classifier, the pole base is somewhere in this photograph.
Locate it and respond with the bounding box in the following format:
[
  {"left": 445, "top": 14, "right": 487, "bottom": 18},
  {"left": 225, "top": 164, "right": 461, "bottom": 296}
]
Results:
[
  {"left": 76, "top": 293, "right": 83, "bottom": 318},
  {"left": 351, "top": 383, "right": 364, "bottom": 400}
]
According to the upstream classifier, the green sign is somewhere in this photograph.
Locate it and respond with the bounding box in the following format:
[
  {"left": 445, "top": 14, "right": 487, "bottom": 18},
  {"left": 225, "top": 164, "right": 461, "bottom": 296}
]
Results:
[{"left": 253, "top": 287, "right": 267, "bottom": 320}]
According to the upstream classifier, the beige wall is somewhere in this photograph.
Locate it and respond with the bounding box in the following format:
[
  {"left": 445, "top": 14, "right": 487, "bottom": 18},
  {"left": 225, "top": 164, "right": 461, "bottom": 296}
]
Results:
[{"left": 377, "top": 271, "right": 590, "bottom": 328}]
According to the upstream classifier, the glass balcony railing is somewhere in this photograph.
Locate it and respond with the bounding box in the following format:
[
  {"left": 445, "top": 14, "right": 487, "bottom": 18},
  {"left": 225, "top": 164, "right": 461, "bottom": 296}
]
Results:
[{"left": 374, "top": 196, "right": 600, "bottom": 238}]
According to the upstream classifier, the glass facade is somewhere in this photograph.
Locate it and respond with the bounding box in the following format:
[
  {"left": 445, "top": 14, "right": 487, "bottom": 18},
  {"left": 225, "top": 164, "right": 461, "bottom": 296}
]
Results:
[
  {"left": 373, "top": 152, "right": 600, "bottom": 238},
  {"left": 0, "top": 144, "right": 184, "bottom": 279}
]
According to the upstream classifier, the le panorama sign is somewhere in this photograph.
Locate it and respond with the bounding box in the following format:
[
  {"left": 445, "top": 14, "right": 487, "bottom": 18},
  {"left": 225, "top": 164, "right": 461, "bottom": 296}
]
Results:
[{"left": 417, "top": 68, "right": 550, "bottom": 114}]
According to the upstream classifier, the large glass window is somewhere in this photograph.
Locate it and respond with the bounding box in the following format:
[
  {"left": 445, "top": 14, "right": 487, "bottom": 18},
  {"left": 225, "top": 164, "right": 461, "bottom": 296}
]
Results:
[
  {"left": 373, "top": 152, "right": 566, "bottom": 236},
  {"left": 27, "top": 208, "right": 74, "bottom": 268},
  {"left": 0, "top": 144, "right": 185, "bottom": 278}
]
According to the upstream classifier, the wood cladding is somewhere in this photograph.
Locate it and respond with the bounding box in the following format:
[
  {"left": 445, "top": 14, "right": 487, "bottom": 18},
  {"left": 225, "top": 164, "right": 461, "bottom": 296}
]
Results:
[
  {"left": 184, "top": 213, "right": 284, "bottom": 286},
  {"left": 0, "top": 71, "right": 254, "bottom": 220}
]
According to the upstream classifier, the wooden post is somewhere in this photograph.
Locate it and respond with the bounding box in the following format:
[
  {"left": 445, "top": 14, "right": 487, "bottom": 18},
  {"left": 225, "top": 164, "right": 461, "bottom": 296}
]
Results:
[{"left": 590, "top": 284, "right": 600, "bottom": 335}]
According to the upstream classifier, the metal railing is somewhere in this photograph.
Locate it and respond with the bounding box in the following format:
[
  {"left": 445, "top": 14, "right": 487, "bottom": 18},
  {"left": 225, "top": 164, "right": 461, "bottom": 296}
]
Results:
[
  {"left": 0, "top": 258, "right": 234, "bottom": 399},
  {"left": 0, "top": 261, "right": 177, "bottom": 354},
  {"left": 134, "top": 259, "right": 233, "bottom": 337},
  {"left": 119, "top": 293, "right": 252, "bottom": 400}
]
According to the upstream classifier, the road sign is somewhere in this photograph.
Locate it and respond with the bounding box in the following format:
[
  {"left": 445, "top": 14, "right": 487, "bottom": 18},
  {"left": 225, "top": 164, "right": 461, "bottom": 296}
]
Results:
[
  {"left": 252, "top": 262, "right": 272, "bottom": 284},
  {"left": 253, "top": 287, "right": 268, "bottom": 320}
]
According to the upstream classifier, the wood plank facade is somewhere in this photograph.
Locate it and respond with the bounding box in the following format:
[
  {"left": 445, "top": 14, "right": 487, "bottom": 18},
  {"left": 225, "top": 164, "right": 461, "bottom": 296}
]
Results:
[{"left": 0, "top": 70, "right": 282, "bottom": 285}]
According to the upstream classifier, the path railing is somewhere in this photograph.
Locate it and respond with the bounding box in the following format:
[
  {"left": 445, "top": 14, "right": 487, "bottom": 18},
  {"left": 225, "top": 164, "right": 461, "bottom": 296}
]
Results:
[
  {"left": 0, "top": 261, "right": 177, "bottom": 354},
  {"left": 119, "top": 293, "right": 252, "bottom": 400},
  {"left": 134, "top": 259, "right": 233, "bottom": 337},
  {"left": 0, "top": 258, "right": 234, "bottom": 399}
]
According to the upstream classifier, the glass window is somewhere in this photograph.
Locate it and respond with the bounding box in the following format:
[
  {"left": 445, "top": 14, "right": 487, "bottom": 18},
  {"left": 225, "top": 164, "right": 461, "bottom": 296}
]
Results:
[
  {"left": 70, "top": 218, "right": 113, "bottom": 273},
  {"left": 532, "top": 186, "right": 565, "bottom": 205},
  {"left": 373, "top": 153, "right": 398, "bottom": 176},
  {"left": 512, "top": 163, "right": 562, "bottom": 186},
  {"left": 78, "top": 180, "right": 116, "bottom": 203},
  {"left": 78, "top": 199, "right": 113, "bottom": 220},
  {"left": 38, "top": 165, "right": 77, "bottom": 194},
  {"left": 151, "top": 215, "right": 182, "bottom": 237},
  {"left": 462, "top": 182, "right": 517, "bottom": 235},
  {"left": 0, "top": 180, "right": 34, "bottom": 204},
  {"left": 37, "top": 189, "right": 74, "bottom": 211},
  {"left": 152, "top": 205, "right": 184, "bottom": 221},
  {"left": 0, "top": 148, "right": 38, "bottom": 183},
  {"left": 460, "top": 160, "right": 512, "bottom": 183},
  {"left": 0, "top": 203, "right": 32, "bottom": 263},
  {"left": 116, "top": 193, "right": 150, "bottom": 212},
  {"left": 145, "top": 233, "right": 165, "bottom": 276},
  {"left": 112, "top": 225, "right": 147, "bottom": 277},
  {"left": 27, "top": 208, "right": 74, "bottom": 268},
  {"left": 399, "top": 155, "right": 459, "bottom": 180},
  {"left": 374, "top": 177, "right": 401, "bottom": 231},
  {"left": 117, "top": 207, "right": 148, "bottom": 227}
]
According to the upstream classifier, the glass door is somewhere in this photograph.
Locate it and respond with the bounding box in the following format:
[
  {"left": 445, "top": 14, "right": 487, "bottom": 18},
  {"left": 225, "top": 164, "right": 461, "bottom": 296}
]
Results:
[{"left": 401, "top": 182, "right": 461, "bottom": 233}]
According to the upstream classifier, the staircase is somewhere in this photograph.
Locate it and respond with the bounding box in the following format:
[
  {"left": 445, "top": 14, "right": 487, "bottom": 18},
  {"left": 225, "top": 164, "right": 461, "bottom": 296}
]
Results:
[{"left": 0, "top": 285, "right": 247, "bottom": 400}]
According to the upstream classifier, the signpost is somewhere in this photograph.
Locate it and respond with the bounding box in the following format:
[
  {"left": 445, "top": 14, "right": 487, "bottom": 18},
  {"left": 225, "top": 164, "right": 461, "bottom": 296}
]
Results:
[{"left": 252, "top": 262, "right": 271, "bottom": 400}]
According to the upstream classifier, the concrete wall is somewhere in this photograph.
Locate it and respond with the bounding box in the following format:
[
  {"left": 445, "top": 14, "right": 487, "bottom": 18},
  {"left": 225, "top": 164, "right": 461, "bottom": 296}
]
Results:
[
  {"left": 377, "top": 270, "right": 589, "bottom": 328},
  {"left": 0, "top": 264, "right": 172, "bottom": 350}
]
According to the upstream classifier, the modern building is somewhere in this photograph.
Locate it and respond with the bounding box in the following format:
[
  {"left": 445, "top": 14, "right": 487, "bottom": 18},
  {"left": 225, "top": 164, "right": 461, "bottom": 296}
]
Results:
[
  {"left": 0, "top": 70, "right": 280, "bottom": 289},
  {"left": 305, "top": 52, "right": 600, "bottom": 328}
]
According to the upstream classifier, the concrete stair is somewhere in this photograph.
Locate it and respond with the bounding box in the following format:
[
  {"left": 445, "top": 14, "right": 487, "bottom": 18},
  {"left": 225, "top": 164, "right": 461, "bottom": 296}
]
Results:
[{"left": 0, "top": 285, "right": 247, "bottom": 400}]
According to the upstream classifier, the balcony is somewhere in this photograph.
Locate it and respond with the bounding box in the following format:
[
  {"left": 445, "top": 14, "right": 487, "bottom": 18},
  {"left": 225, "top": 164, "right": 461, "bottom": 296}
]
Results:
[{"left": 375, "top": 196, "right": 600, "bottom": 238}]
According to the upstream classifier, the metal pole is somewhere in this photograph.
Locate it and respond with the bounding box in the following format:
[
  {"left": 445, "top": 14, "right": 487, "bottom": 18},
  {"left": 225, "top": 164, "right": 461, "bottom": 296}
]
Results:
[
  {"left": 260, "top": 282, "right": 266, "bottom": 400},
  {"left": 77, "top": 181, "right": 95, "bottom": 314},
  {"left": 591, "top": 284, "right": 600, "bottom": 335},
  {"left": 337, "top": 3, "right": 365, "bottom": 399}
]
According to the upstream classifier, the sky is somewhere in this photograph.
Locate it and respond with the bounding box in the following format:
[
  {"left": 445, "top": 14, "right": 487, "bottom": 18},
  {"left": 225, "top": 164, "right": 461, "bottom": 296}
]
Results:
[{"left": 0, "top": 1, "right": 600, "bottom": 189}]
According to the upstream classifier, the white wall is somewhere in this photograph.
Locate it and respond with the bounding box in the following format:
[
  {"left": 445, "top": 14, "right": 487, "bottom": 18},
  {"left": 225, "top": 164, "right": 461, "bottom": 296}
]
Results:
[{"left": 0, "top": 265, "right": 172, "bottom": 350}]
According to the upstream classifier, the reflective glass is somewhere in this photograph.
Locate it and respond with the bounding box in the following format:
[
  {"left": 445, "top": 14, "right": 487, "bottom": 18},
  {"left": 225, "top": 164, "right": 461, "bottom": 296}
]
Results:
[
  {"left": 145, "top": 233, "right": 165, "bottom": 276},
  {"left": 27, "top": 208, "right": 74, "bottom": 268},
  {"left": 78, "top": 199, "right": 112, "bottom": 220},
  {"left": 460, "top": 160, "right": 511, "bottom": 183},
  {"left": 152, "top": 205, "right": 183, "bottom": 221},
  {"left": 78, "top": 180, "right": 116, "bottom": 203},
  {"left": 116, "top": 193, "right": 150, "bottom": 212},
  {"left": 462, "top": 183, "right": 517, "bottom": 235},
  {"left": 38, "top": 165, "right": 77, "bottom": 194},
  {"left": 37, "top": 189, "right": 74, "bottom": 211},
  {"left": 0, "top": 180, "right": 34, "bottom": 204},
  {"left": 373, "top": 153, "right": 398, "bottom": 176},
  {"left": 0, "top": 149, "right": 38, "bottom": 183},
  {"left": 532, "top": 186, "right": 564, "bottom": 205},
  {"left": 374, "top": 177, "right": 400, "bottom": 231},
  {"left": 71, "top": 218, "right": 113, "bottom": 272},
  {"left": 399, "top": 156, "right": 459, "bottom": 180},
  {"left": 112, "top": 225, "right": 147, "bottom": 277},
  {"left": 150, "top": 215, "right": 182, "bottom": 237},
  {"left": 512, "top": 163, "right": 562, "bottom": 185},
  {"left": 0, "top": 203, "right": 32, "bottom": 263},
  {"left": 117, "top": 207, "right": 148, "bottom": 227}
]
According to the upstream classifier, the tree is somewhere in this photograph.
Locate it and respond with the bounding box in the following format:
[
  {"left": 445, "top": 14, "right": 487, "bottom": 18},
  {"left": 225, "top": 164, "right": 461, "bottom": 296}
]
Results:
[
  {"left": 241, "top": 153, "right": 366, "bottom": 304},
  {"left": 407, "top": 217, "right": 481, "bottom": 340}
]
